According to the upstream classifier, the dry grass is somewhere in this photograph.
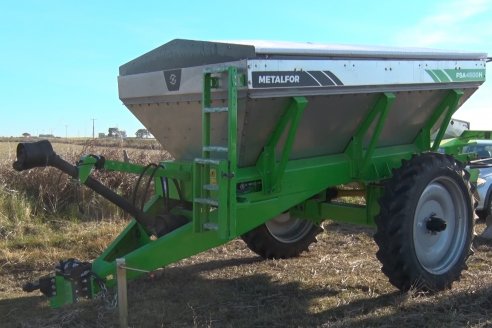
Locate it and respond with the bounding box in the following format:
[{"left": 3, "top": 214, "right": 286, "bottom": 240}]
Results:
[
  {"left": 0, "top": 137, "right": 163, "bottom": 152},
  {"left": 0, "top": 141, "right": 170, "bottom": 221}
]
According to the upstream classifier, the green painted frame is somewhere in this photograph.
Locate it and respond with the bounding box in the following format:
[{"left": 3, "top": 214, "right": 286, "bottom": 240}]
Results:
[{"left": 45, "top": 69, "right": 466, "bottom": 307}]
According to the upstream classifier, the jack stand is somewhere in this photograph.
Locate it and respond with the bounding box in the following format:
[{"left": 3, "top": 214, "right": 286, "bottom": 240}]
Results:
[{"left": 117, "top": 258, "right": 128, "bottom": 328}]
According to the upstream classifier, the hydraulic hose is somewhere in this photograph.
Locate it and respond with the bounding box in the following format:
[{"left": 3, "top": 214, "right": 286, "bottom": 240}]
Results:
[{"left": 13, "top": 140, "right": 157, "bottom": 233}]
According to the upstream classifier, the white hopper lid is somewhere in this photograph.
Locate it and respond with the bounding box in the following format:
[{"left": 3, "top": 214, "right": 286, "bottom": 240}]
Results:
[{"left": 222, "top": 40, "right": 488, "bottom": 60}]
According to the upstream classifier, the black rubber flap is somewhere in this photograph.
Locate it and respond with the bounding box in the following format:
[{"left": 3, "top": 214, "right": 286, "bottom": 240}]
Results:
[{"left": 119, "top": 39, "right": 256, "bottom": 75}]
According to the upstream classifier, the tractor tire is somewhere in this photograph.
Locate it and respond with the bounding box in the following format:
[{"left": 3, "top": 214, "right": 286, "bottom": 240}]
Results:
[
  {"left": 241, "top": 213, "right": 322, "bottom": 259},
  {"left": 374, "top": 152, "right": 474, "bottom": 292}
]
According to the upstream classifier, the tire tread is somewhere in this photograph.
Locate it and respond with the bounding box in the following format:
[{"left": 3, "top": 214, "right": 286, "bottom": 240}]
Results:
[{"left": 374, "top": 153, "right": 474, "bottom": 292}]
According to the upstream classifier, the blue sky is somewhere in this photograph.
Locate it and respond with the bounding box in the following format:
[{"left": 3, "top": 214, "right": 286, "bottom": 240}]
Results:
[{"left": 1, "top": 0, "right": 491, "bottom": 137}]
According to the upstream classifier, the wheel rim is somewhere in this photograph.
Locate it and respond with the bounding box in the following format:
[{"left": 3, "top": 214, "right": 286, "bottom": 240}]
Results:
[
  {"left": 265, "top": 213, "right": 314, "bottom": 244},
  {"left": 413, "top": 176, "right": 469, "bottom": 275}
]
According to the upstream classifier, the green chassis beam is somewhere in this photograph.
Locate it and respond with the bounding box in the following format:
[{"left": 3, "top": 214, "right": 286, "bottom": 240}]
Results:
[
  {"left": 256, "top": 96, "right": 308, "bottom": 193},
  {"left": 89, "top": 143, "right": 419, "bottom": 289},
  {"left": 47, "top": 86, "right": 465, "bottom": 307},
  {"left": 345, "top": 92, "right": 395, "bottom": 178},
  {"left": 414, "top": 89, "right": 464, "bottom": 151}
]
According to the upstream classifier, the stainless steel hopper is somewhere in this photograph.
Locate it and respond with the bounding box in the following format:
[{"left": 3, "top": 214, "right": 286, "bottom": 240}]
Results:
[{"left": 118, "top": 39, "right": 487, "bottom": 166}]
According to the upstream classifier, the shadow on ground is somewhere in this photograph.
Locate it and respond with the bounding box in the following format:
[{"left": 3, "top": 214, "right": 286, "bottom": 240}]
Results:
[{"left": 1, "top": 254, "right": 491, "bottom": 328}]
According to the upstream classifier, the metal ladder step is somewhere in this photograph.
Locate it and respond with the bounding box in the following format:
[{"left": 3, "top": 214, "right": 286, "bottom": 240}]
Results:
[
  {"left": 203, "top": 184, "right": 219, "bottom": 191},
  {"left": 204, "top": 67, "right": 229, "bottom": 74},
  {"left": 193, "top": 66, "right": 237, "bottom": 235},
  {"left": 203, "top": 146, "right": 228, "bottom": 153},
  {"left": 194, "top": 197, "right": 219, "bottom": 207},
  {"left": 195, "top": 158, "right": 221, "bottom": 165},
  {"left": 203, "top": 107, "right": 228, "bottom": 113}
]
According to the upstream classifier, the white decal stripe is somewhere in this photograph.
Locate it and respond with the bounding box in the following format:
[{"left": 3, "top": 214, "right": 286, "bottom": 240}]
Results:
[
  {"left": 304, "top": 71, "right": 322, "bottom": 86},
  {"left": 321, "top": 71, "right": 337, "bottom": 85},
  {"left": 442, "top": 69, "right": 454, "bottom": 82},
  {"left": 427, "top": 70, "right": 441, "bottom": 82}
]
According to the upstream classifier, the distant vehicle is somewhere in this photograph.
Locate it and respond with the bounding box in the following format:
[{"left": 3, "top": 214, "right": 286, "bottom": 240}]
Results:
[{"left": 466, "top": 140, "right": 492, "bottom": 219}]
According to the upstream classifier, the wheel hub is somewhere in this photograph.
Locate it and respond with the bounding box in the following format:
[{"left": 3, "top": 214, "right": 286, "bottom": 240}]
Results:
[
  {"left": 413, "top": 176, "right": 468, "bottom": 275},
  {"left": 265, "top": 213, "right": 314, "bottom": 244},
  {"left": 426, "top": 214, "right": 447, "bottom": 234}
]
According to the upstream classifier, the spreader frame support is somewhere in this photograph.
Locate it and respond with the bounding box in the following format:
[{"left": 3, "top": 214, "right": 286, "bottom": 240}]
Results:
[{"left": 32, "top": 83, "right": 466, "bottom": 307}]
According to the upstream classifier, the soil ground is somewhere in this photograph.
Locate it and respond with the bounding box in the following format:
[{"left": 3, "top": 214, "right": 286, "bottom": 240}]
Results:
[{"left": 0, "top": 221, "right": 491, "bottom": 327}]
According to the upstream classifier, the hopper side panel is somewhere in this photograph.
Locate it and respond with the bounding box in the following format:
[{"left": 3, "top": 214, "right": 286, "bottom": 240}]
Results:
[
  {"left": 126, "top": 100, "right": 246, "bottom": 162},
  {"left": 247, "top": 59, "right": 486, "bottom": 91}
]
